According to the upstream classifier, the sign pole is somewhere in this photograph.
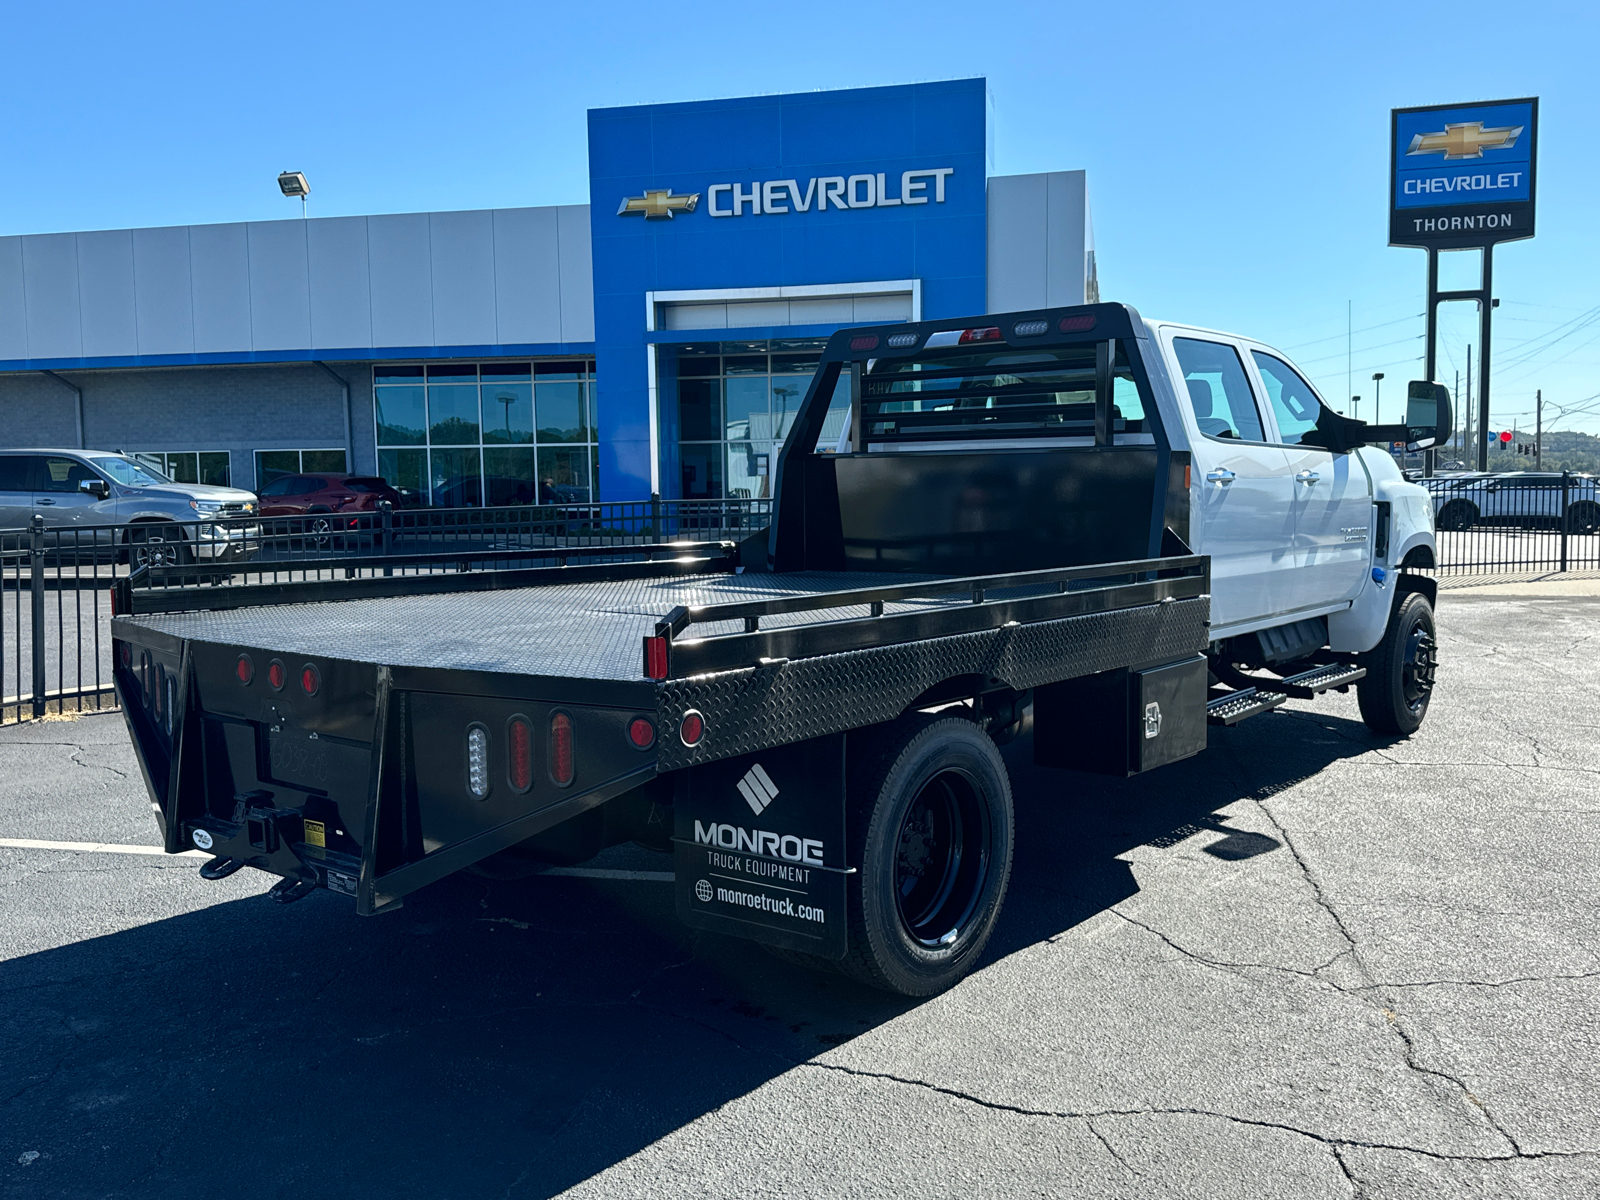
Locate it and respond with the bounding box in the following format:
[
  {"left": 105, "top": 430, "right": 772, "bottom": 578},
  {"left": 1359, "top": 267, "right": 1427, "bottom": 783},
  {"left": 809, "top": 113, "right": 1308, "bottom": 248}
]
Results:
[
  {"left": 1423, "top": 249, "right": 1438, "bottom": 477},
  {"left": 1478, "top": 247, "right": 1494, "bottom": 471}
]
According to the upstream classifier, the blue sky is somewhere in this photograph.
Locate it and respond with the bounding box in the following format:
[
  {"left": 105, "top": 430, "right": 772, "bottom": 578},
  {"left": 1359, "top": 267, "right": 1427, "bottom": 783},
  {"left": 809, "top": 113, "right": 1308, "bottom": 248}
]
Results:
[{"left": 5, "top": 0, "right": 1597, "bottom": 433}]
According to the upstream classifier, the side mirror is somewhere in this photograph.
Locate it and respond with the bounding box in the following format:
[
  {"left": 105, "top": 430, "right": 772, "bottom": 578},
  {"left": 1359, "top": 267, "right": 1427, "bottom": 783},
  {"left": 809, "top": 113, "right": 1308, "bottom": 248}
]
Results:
[
  {"left": 78, "top": 478, "right": 110, "bottom": 500},
  {"left": 1402, "top": 381, "right": 1452, "bottom": 451}
]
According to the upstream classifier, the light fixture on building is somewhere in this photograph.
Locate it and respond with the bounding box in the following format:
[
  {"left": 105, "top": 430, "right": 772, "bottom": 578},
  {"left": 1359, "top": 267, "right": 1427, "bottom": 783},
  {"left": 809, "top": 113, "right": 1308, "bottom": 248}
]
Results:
[{"left": 277, "top": 171, "right": 310, "bottom": 218}]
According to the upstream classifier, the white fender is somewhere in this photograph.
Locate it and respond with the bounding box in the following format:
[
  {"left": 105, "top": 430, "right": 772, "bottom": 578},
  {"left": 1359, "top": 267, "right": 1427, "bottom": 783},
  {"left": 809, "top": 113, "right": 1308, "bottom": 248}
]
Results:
[{"left": 1328, "top": 451, "right": 1436, "bottom": 654}]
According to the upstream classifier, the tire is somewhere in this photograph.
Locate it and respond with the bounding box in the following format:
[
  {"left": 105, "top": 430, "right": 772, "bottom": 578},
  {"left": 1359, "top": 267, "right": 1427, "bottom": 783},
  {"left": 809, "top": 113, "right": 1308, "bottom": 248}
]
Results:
[
  {"left": 126, "top": 524, "right": 192, "bottom": 569},
  {"left": 1435, "top": 500, "right": 1477, "bottom": 532},
  {"left": 1568, "top": 501, "right": 1600, "bottom": 537},
  {"left": 1357, "top": 591, "right": 1438, "bottom": 737},
  {"left": 837, "top": 714, "right": 1014, "bottom": 997}
]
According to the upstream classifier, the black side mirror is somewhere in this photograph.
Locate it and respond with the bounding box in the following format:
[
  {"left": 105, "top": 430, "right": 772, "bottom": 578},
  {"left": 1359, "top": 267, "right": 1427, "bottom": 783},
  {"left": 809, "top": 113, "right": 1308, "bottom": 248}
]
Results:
[
  {"left": 78, "top": 479, "right": 110, "bottom": 500},
  {"left": 1402, "top": 381, "right": 1451, "bottom": 451}
]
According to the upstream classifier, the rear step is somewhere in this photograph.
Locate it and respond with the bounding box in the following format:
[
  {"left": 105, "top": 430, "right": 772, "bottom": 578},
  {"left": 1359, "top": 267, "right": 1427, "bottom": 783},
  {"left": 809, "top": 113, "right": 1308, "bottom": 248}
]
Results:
[
  {"left": 1207, "top": 687, "right": 1288, "bottom": 726},
  {"left": 1277, "top": 663, "right": 1366, "bottom": 699}
]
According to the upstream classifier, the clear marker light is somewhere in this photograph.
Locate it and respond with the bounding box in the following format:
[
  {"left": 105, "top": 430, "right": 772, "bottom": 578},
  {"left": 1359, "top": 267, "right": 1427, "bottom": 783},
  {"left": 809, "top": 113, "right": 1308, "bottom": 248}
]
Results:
[{"left": 466, "top": 725, "right": 490, "bottom": 799}]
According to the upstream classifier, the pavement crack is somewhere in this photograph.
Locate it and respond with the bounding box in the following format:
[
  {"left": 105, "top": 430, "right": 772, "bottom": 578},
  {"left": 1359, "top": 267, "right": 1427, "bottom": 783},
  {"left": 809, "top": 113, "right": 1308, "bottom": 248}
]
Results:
[
  {"left": 803, "top": 1061, "right": 1594, "bottom": 1165},
  {"left": 1085, "top": 1119, "right": 1140, "bottom": 1177}
]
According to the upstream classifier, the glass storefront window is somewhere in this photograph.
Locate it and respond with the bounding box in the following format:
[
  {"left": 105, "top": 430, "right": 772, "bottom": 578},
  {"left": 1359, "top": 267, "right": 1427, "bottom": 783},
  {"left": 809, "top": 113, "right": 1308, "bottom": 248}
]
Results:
[
  {"left": 663, "top": 340, "right": 837, "bottom": 499},
  {"left": 374, "top": 359, "right": 597, "bottom": 506},
  {"left": 131, "top": 451, "right": 233, "bottom": 487}
]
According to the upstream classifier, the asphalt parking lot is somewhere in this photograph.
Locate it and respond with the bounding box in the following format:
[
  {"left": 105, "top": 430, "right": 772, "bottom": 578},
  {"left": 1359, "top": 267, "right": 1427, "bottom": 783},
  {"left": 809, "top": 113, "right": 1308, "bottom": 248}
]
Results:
[{"left": 1, "top": 590, "right": 1596, "bottom": 1199}]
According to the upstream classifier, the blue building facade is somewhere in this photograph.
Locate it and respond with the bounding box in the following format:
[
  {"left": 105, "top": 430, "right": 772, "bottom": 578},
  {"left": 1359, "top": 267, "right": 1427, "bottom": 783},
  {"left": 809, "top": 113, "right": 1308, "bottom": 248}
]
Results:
[{"left": 0, "top": 79, "right": 1094, "bottom": 502}]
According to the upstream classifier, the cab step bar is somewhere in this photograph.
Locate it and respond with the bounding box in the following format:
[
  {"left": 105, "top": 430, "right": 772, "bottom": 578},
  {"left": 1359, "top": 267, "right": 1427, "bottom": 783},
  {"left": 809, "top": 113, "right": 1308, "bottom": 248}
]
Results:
[
  {"left": 1277, "top": 663, "right": 1366, "bottom": 699},
  {"left": 1206, "top": 687, "right": 1287, "bottom": 726}
]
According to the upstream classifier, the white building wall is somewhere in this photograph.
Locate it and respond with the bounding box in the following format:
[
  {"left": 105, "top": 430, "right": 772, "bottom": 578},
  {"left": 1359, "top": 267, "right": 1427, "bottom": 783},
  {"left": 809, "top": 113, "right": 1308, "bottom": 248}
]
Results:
[
  {"left": 0, "top": 204, "right": 594, "bottom": 365},
  {"left": 985, "top": 170, "right": 1091, "bottom": 314}
]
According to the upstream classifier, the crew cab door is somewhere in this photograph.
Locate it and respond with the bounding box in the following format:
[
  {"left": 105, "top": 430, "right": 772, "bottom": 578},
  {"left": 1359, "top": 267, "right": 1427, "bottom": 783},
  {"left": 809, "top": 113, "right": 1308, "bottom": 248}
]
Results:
[
  {"left": 1248, "top": 351, "right": 1371, "bottom": 604},
  {"left": 1167, "top": 334, "right": 1297, "bottom": 631}
]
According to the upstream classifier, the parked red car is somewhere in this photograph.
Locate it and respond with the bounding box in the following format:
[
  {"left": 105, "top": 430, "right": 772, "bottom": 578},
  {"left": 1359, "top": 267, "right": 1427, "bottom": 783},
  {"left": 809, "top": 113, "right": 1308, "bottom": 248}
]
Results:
[{"left": 255, "top": 472, "right": 402, "bottom": 539}]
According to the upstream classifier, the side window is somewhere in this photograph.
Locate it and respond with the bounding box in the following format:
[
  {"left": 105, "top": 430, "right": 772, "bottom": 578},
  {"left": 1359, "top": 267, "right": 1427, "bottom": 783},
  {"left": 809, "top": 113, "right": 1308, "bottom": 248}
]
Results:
[
  {"left": 258, "top": 476, "right": 299, "bottom": 498},
  {"left": 0, "top": 456, "right": 36, "bottom": 492},
  {"left": 1252, "top": 352, "right": 1324, "bottom": 446},
  {"left": 39, "top": 456, "right": 99, "bottom": 493},
  {"left": 1172, "top": 338, "right": 1265, "bottom": 442}
]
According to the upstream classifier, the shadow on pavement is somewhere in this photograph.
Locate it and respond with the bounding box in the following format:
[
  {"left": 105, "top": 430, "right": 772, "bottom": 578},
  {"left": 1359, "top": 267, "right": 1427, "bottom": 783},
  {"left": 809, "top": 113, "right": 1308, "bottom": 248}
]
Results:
[{"left": 0, "top": 706, "right": 1384, "bottom": 1199}]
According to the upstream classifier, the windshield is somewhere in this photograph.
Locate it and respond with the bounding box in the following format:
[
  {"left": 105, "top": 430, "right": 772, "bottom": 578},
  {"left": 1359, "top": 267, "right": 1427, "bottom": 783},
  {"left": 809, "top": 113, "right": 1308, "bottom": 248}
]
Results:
[{"left": 89, "top": 456, "right": 172, "bottom": 487}]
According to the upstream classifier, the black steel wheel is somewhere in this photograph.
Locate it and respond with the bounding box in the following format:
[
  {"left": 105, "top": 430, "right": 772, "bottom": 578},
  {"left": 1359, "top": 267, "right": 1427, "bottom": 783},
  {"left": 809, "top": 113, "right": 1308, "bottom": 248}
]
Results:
[
  {"left": 1435, "top": 500, "right": 1477, "bottom": 532},
  {"left": 837, "top": 714, "right": 1013, "bottom": 996},
  {"left": 1357, "top": 591, "right": 1438, "bottom": 736}
]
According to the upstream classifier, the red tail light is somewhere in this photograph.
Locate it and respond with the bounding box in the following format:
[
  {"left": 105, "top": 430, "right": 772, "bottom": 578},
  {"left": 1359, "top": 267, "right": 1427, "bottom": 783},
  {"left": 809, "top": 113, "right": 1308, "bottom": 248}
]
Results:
[
  {"left": 958, "top": 326, "right": 1002, "bottom": 345},
  {"left": 236, "top": 654, "right": 254, "bottom": 685},
  {"left": 643, "top": 636, "right": 668, "bottom": 681},
  {"left": 300, "top": 664, "right": 320, "bottom": 696},
  {"left": 849, "top": 335, "right": 879, "bottom": 351},
  {"left": 629, "top": 717, "right": 656, "bottom": 749},
  {"left": 1059, "top": 314, "right": 1097, "bottom": 333},
  {"left": 507, "top": 716, "right": 534, "bottom": 792},
  {"left": 267, "top": 660, "right": 286, "bottom": 690},
  {"left": 549, "top": 711, "right": 574, "bottom": 787},
  {"left": 118, "top": 642, "right": 131, "bottom": 669}
]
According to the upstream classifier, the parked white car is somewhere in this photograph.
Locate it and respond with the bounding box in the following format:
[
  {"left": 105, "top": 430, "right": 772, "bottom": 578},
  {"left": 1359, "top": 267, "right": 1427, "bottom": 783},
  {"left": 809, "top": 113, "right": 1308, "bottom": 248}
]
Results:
[{"left": 1424, "top": 471, "right": 1600, "bottom": 534}]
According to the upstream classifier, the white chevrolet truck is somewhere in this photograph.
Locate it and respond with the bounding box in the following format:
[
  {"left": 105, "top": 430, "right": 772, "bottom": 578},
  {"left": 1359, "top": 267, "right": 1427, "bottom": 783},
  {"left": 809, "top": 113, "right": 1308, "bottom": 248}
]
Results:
[{"left": 111, "top": 303, "right": 1448, "bottom": 996}]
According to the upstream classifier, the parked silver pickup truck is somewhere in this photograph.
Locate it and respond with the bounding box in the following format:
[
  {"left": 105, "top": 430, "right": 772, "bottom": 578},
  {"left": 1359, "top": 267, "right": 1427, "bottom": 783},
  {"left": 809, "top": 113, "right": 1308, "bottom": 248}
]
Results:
[{"left": 0, "top": 449, "right": 260, "bottom": 566}]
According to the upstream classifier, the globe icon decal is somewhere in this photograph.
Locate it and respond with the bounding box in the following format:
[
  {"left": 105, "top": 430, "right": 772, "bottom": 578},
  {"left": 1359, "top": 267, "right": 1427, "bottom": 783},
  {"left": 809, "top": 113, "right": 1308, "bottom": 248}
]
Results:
[{"left": 694, "top": 879, "right": 713, "bottom": 903}]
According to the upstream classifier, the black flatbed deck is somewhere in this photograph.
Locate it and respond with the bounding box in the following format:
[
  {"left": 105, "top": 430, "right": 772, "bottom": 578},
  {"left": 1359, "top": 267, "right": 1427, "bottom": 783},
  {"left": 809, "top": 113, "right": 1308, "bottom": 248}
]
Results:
[{"left": 120, "top": 570, "right": 956, "bottom": 683}]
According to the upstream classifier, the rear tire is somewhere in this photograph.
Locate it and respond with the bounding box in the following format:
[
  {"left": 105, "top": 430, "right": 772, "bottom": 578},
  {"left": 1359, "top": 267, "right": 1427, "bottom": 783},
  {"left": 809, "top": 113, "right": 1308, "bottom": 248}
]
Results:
[
  {"left": 837, "top": 714, "right": 1014, "bottom": 997},
  {"left": 1357, "top": 591, "right": 1438, "bottom": 737},
  {"left": 1436, "top": 500, "right": 1477, "bottom": 532},
  {"left": 1568, "top": 500, "right": 1600, "bottom": 536}
]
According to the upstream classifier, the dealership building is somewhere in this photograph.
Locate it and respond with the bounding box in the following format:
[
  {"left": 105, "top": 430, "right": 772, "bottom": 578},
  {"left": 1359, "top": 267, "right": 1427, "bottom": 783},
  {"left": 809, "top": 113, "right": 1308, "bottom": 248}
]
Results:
[{"left": 0, "top": 78, "right": 1096, "bottom": 503}]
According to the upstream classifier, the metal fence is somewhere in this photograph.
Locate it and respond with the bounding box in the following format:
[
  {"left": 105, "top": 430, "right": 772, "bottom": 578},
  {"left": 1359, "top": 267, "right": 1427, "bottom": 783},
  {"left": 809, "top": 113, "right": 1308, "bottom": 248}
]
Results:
[
  {"left": 1422, "top": 471, "right": 1600, "bottom": 576},
  {"left": 6, "top": 473, "right": 1597, "bottom": 724},
  {"left": 1, "top": 498, "right": 767, "bottom": 725}
]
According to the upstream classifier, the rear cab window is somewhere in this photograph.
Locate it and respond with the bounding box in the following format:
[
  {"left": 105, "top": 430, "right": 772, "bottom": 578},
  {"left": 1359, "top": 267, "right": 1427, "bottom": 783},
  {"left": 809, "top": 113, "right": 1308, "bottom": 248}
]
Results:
[
  {"left": 0, "top": 455, "right": 36, "bottom": 492},
  {"left": 1172, "top": 337, "right": 1266, "bottom": 442}
]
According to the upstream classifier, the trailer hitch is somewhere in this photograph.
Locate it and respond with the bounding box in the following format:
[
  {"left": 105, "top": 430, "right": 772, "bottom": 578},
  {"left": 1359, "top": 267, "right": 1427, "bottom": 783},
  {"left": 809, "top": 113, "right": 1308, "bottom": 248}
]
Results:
[{"left": 267, "top": 877, "right": 319, "bottom": 904}]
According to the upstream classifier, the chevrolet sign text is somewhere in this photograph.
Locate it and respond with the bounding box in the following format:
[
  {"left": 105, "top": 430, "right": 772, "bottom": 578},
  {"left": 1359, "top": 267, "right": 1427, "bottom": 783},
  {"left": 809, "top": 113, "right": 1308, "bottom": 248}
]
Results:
[{"left": 707, "top": 168, "right": 954, "bottom": 217}]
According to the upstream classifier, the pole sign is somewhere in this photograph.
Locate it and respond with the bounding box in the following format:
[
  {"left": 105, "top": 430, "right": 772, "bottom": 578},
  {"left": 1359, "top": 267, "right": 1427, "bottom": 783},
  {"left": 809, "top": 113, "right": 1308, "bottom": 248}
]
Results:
[{"left": 1390, "top": 97, "right": 1537, "bottom": 249}]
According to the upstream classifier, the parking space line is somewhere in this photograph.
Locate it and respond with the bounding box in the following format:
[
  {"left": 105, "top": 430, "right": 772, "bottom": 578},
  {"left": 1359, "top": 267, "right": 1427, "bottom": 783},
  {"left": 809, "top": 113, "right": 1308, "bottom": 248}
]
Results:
[{"left": 0, "top": 838, "right": 207, "bottom": 858}]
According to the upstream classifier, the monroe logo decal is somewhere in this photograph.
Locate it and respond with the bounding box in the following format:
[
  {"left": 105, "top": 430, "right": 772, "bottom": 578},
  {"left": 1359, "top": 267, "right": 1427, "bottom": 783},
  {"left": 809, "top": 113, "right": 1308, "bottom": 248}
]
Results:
[
  {"left": 693, "top": 819, "right": 823, "bottom": 867},
  {"left": 736, "top": 763, "right": 779, "bottom": 816}
]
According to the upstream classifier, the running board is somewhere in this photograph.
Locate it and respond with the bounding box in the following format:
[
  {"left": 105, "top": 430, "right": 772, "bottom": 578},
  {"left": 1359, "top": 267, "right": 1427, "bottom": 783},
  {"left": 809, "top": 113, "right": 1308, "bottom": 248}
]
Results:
[
  {"left": 1277, "top": 663, "right": 1366, "bottom": 700},
  {"left": 1207, "top": 687, "right": 1287, "bottom": 726}
]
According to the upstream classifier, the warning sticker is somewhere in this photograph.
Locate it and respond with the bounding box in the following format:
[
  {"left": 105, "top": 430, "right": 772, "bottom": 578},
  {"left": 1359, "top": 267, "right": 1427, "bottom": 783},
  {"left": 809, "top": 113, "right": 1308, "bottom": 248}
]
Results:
[{"left": 303, "top": 820, "right": 326, "bottom": 848}]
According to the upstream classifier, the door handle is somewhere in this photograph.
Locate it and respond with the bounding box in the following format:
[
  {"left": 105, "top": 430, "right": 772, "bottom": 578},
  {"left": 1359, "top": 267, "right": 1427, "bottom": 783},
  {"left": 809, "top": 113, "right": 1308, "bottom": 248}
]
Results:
[
  {"left": 1295, "top": 470, "right": 1321, "bottom": 484},
  {"left": 36, "top": 498, "right": 56, "bottom": 505},
  {"left": 1206, "top": 469, "right": 1236, "bottom": 485}
]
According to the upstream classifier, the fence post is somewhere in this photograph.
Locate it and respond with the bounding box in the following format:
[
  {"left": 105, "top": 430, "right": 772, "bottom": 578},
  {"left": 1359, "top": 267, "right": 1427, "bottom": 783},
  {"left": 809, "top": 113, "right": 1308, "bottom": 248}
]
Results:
[
  {"left": 1560, "top": 471, "right": 1570, "bottom": 573},
  {"left": 379, "top": 500, "right": 394, "bottom": 577},
  {"left": 650, "top": 493, "right": 662, "bottom": 545},
  {"left": 29, "top": 514, "right": 45, "bottom": 719}
]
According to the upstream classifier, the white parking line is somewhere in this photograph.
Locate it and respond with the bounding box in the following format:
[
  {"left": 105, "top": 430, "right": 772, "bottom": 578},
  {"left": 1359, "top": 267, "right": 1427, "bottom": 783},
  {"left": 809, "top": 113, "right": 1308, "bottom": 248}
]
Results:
[
  {"left": 0, "top": 839, "right": 674, "bottom": 881},
  {"left": 0, "top": 838, "right": 207, "bottom": 858}
]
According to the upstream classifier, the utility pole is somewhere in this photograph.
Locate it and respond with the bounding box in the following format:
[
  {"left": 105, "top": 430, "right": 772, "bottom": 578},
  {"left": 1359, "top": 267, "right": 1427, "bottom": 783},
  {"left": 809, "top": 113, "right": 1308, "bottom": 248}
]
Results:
[
  {"left": 1454, "top": 369, "right": 1461, "bottom": 459},
  {"left": 1465, "top": 345, "right": 1473, "bottom": 467},
  {"left": 1535, "top": 389, "right": 1542, "bottom": 469}
]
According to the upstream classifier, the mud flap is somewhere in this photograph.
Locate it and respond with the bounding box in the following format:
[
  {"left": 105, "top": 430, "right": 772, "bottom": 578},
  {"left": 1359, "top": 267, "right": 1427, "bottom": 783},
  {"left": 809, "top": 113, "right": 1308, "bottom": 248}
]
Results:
[{"left": 673, "top": 733, "right": 851, "bottom": 959}]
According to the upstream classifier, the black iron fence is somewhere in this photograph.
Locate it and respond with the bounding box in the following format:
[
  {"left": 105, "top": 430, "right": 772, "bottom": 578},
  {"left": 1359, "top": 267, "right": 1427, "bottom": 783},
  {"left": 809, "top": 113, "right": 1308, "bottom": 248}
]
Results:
[
  {"left": 1422, "top": 471, "right": 1600, "bottom": 575},
  {"left": 1, "top": 498, "right": 767, "bottom": 725},
  {"left": 5, "top": 474, "right": 1597, "bottom": 724}
]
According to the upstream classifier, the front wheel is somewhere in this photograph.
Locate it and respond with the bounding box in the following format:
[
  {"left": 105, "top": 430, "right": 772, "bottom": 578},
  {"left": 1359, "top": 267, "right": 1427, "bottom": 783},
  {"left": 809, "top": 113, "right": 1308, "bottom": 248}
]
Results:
[
  {"left": 838, "top": 715, "right": 1014, "bottom": 996},
  {"left": 1357, "top": 591, "right": 1438, "bottom": 736},
  {"left": 126, "top": 524, "right": 192, "bottom": 569},
  {"left": 1567, "top": 500, "right": 1600, "bottom": 537},
  {"left": 1435, "top": 500, "right": 1477, "bottom": 532}
]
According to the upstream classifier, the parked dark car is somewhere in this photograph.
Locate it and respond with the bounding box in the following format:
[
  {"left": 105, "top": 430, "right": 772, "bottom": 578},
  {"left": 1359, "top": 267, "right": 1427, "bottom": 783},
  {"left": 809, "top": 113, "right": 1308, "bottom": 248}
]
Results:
[{"left": 256, "top": 473, "right": 402, "bottom": 544}]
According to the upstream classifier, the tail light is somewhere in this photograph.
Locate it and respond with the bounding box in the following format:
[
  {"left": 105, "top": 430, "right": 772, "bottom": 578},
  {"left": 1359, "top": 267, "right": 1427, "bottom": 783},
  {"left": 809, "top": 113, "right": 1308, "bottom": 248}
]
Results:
[
  {"left": 679, "top": 710, "right": 705, "bottom": 747},
  {"left": 466, "top": 724, "right": 490, "bottom": 799},
  {"left": 549, "top": 711, "right": 574, "bottom": 787},
  {"left": 1059, "top": 314, "right": 1097, "bottom": 333},
  {"left": 885, "top": 333, "right": 918, "bottom": 348},
  {"left": 958, "top": 326, "right": 1002, "bottom": 345},
  {"left": 849, "top": 335, "right": 879, "bottom": 351},
  {"left": 139, "top": 652, "right": 152, "bottom": 705},
  {"left": 643, "top": 636, "right": 668, "bottom": 681},
  {"left": 1012, "top": 320, "right": 1049, "bottom": 337},
  {"left": 628, "top": 717, "right": 656, "bottom": 749},
  {"left": 236, "top": 654, "right": 254, "bottom": 685},
  {"left": 267, "top": 660, "right": 286, "bottom": 691},
  {"left": 507, "top": 716, "right": 534, "bottom": 793},
  {"left": 300, "top": 663, "right": 320, "bottom": 696},
  {"left": 118, "top": 642, "right": 131, "bottom": 669}
]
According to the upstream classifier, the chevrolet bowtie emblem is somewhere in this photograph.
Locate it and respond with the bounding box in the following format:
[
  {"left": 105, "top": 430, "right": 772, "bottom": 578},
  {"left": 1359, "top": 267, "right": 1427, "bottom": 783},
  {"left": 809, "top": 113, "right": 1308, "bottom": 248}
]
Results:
[
  {"left": 616, "top": 189, "right": 700, "bottom": 219},
  {"left": 1406, "top": 121, "right": 1524, "bottom": 161}
]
